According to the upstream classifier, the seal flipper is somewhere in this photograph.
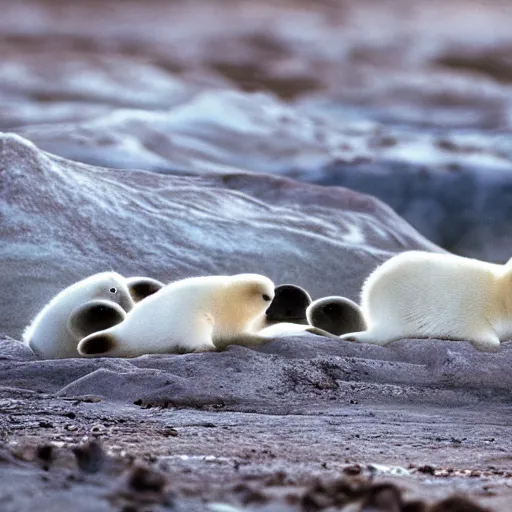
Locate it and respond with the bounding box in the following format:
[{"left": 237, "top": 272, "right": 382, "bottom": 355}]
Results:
[
  {"left": 77, "top": 332, "right": 117, "bottom": 357},
  {"left": 68, "top": 300, "right": 126, "bottom": 340},
  {"left": 126, "top": 277, "right": 165, "bottom": 303}
]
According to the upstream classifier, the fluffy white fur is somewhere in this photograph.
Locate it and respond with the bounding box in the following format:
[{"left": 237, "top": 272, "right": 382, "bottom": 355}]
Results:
[
  {"left": 244, "top": 322, "right": 340, "bottom": 342},
  {"left": 24, "top": 272, "right": 135, "bottom": 359},
  {"left": 341, "top": 250, "right": 512, "bottom": 351},
  {"left": 77, "top": 274, "right": 275, "bottom": 357},
  {"left": 258, "top": 322, "right": 313, "bottom": 337}
]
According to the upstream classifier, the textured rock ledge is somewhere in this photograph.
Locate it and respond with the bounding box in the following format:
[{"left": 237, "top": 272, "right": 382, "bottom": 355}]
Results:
[
  {"left": 1, "top": 334, "right": 512, "bottom": 510},
  {"left": 0, "top": 133, "right": 438, "bottom": 338}
]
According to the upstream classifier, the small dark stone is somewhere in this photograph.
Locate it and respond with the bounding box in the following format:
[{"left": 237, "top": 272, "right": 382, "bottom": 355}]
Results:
[
  {"left": 402, "top": 500, "right": 428, "bottom": 512},
  {"left": 301, "top": 477, "right": 356, "bottom": 511},
  {"left": 430, "top": 496, "right": 489, "bottom": 512},
  {"left": 121, "top": 506, "right": 138, "bottom": 512},
  {"left": 162, "top": 428, "right": 179, "bottom": 437},
  {"left": 437, "top": 139, "right": 459, "bottom": 152},
  {"left": 37, "top": 445, "right": 53, "bottom": 463},
  {"left": 38, "top": 421, "right": 53, "bottom": 428},
  {"left": 233, "top": 483, "right": 268, "bottom": 506},
  {"left": 301, "top": 491, "right": 333, "bottom": 512},
  {"left": 37, "top": 445, "right": 54, "bottom": 471},
  {"left": 265, "top": 471, "right": 289, "bottom": 486},
  {"left": 128, "top": 465, "right": 167, "bottom": 493},
  {"left": 343, "top": 464, "right": 362, "bottom": 476},
  {"left": 417, "top": 465, "right": 436, "bottom": 475},
  {"left": 378, "top": 136, "right": 398, "bottom": 147},
  {"left": 362, "top": 483, "right": 402, "bottom": 511},
  {"left": 73, "top": 440, "right": 105, "bottom": 474}
]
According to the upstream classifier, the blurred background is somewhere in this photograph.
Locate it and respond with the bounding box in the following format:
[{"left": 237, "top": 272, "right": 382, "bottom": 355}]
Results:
[{"left": 2, "top": 0, "right": 512, "bottom": 261}]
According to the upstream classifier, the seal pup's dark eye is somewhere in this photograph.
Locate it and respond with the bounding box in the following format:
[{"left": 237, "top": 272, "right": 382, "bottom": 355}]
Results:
[
  {"left": 109, "top": 287, "right": 117, "bottom": 294},
  {"left": 262, "top": 294, "right": 271, "bottom": 302}
]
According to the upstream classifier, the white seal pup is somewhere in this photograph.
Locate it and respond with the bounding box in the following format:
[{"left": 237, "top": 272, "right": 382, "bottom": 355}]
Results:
[
  {"left": 250, "top": 284, "right": 312, "bottom": 332},
  {"left": 341, "top": 250, "right": 512, "bottom": 351},
  {"left": 67, "top": 276, "right": 165, "bottom": 340},
  {"left": 306, "top": 296, "right": 366, "bottom": 336},
  {"left": 77, "top": 274, "right": 275, "bottom": 357},
  {"left": 23, "top": 271, "right": 135, "bottom": 359}
]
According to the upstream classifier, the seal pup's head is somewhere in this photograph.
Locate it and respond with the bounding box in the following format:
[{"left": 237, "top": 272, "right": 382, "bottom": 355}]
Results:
[
  {"left": 24, "top": 271, "right": 133, "bottom": 342},
  {"left": 306, "top": 296, "right": 367, "bottom": 336},
  {"left": 23, "top": 271, "right": 137, "bottom": 360},
  {"left": 89, "top": 271, "right": 135, "bottom": 313},
  {"left": 265, "top": 284, "right": 311, "bottom": 324},
  {"left": 213, "top": 274, "right": 275, "bottom": 336},
  {"left": 68, "top": 275, "right": 163, "bottom": 340}
]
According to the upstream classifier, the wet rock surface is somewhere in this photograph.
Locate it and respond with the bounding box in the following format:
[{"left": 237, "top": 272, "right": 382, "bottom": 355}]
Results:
[{"left": 2, "top": 1, "right": 512, "bottom": 510}]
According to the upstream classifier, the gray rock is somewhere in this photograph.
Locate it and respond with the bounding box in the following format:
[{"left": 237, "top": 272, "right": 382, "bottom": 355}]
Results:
[
  {"left": 0, "top": 133, "right": 438, "bottom": 338},
  {"left": 0, "top": 334, "right": 510, "bottom": 410}
]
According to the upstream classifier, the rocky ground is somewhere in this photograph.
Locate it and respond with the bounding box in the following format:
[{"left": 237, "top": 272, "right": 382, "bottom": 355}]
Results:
[
  {"left": 1, "top": 331, "right": 512, "bottom": 510},
  {"left": 2, "top": 0, "right": 512, "bottom": 510}
]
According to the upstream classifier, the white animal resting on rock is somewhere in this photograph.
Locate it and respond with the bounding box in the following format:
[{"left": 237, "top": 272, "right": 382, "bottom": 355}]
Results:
[
  {"left": 77, "top": 273, "right": 275, "bottom": 357},
  {"left": 341, "top": 250, "right": 512, "bottom": 352},
  {"left": 24, "top": 272, "right": 164, "bottom": 359}
]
